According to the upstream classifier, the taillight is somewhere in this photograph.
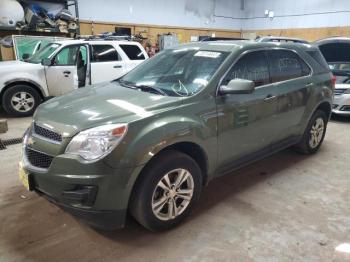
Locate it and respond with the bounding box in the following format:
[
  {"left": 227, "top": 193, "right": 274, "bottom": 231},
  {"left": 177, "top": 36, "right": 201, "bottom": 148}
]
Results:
[{"left": 331, "top": 75, "right": 336, "bottom": 88}]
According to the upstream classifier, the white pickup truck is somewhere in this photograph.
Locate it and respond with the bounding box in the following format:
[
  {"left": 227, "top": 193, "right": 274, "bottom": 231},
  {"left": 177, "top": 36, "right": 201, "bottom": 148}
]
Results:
[{"left": 0, "top": 39, "right": 148, "bottom": 116}]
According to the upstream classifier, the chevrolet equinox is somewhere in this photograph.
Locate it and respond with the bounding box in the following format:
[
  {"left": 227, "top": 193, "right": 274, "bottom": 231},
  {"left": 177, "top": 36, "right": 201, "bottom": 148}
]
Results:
[{"left": 20, "top": 41, "right": 333, "bottom": 231}]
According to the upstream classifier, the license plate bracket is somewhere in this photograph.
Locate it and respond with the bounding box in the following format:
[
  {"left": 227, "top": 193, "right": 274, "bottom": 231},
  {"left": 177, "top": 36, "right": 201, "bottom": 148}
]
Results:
[{"left": 19, "top": 162, "right": 33, "bottom": 191}]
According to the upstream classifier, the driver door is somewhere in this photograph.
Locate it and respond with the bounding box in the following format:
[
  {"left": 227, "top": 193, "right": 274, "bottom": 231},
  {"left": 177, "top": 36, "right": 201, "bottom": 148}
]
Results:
[
  {"left": 44, "top": 44, "right": 89, "bottom": 96},
  {"left": 216, "top": 50, "right": 279, "bottom": 173}
]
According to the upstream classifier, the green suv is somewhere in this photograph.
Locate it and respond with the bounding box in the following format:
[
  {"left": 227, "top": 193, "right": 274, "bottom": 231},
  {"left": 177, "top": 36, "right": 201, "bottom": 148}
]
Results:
[{"left": 20, "top": 41, "right": 333, "bottom": 231}]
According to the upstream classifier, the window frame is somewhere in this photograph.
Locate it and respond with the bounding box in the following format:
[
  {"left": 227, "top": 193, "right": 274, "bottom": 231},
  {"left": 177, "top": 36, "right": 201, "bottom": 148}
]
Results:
[
  {"left": 90, "top": 44, "right": 121, "bottom": 63},
  {"left": 266, "top": 49, "right": 312, "bottom": 83},
  {"left": 119, "top": 44, "right": 146, "bottom": 61},
  {"left": 216, "top": 47, "right": 313, "bottom": 96},
  {"left": 51, "top": 44, "right": 87, "bottom": 67},
  {"left": 221, "top": 50, "right": 270, "bottom": 89}
]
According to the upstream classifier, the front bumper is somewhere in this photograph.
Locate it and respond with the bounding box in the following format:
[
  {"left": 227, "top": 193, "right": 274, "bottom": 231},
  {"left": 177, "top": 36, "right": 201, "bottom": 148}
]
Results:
[
  {"left": 38, "top": 189, "right": 127, "bottom": 230},
  {"left": 22, "top": 147, "right": 144, "bottom": 230},
  {"left": 333, "top": 94, "right": 350, "bottom": 115}
]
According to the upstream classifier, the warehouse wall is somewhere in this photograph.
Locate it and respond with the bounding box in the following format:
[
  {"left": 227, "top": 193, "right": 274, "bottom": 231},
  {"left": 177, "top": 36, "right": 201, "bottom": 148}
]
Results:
[
  {"left": 76, "top": 0, "right": 244, "bottom": 30},
  {"left": 243, "top": 0, "right": 350, "bottom": 30},
  {"left": 79, "top": 21, "right": 242, "bottom": 46}
]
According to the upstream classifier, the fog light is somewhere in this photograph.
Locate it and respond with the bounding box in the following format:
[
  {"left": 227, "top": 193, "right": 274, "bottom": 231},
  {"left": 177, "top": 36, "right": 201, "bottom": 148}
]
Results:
[{"left": 62, "top": 185, "right": 97, "bottom": 206}]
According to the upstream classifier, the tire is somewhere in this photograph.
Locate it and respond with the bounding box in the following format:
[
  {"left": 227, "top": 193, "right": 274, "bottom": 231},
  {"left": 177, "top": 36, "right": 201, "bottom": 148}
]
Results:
[
  {"left": 293, "top": 110, "right": 328, "bottom": 154},
  {"left": 2, "top": 85, "right": 41, "bottom": 117},
  {"left": 129, "top": 150, "right": 203, "bottom": 231}
]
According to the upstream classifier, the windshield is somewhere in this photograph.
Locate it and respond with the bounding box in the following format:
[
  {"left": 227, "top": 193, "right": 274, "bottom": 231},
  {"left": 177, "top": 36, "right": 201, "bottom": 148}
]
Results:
[
  {"left": 28, "top": 43, "right": 61, "bottom": 64},
  {"left": 120, "top": 48, "right": 229, "bottom": 97}
]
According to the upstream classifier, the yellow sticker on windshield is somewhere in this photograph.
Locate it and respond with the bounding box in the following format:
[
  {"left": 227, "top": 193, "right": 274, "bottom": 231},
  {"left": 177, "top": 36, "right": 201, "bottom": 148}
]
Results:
[{"left": 194, "top": 51, "right": 221, "bottom": 58}]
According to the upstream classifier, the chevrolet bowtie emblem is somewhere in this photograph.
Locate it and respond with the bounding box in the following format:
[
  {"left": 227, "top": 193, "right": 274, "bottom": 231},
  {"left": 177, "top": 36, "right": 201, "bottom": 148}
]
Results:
[{"left": 27, "top": 136, "right": 35, "bottom": 146}]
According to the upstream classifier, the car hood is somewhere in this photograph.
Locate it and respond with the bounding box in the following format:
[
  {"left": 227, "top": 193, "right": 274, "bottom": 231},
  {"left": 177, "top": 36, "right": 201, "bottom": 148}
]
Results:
[
  {"left": 0, "top": 60, "right": 40, "bottom": 72},
  {"left": 34, "top": 81, "right": 183, "bottom": 137}
]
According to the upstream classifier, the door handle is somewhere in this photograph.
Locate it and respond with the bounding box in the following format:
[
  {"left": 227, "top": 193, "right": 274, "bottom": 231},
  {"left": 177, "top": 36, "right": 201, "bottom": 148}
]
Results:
[
  {"left": 63, "top": 71, "right": 71, "bottom": 74},
  {"left": 264, "top": 94, "right": 277, "bottom": 101},
  {"left": 113, "top": 65, "right": 122, "bottom": 68}
]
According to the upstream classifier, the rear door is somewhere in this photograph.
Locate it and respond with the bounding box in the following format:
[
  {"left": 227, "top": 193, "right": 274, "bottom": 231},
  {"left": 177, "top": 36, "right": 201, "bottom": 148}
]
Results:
[
  {"left": 90, "top": 44, "right": 125, "bottom": 84},
  {"left": 266, "top": 49, "right": 313, "bottom": 143},
  {"left": 216, "top": 50, "right": 279, "bottom": 172}
]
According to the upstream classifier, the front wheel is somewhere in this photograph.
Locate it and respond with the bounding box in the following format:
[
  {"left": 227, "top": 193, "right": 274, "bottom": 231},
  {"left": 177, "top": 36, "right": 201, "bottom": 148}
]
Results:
[
  {"left": 2, "top": 85, "right": 41, "bottom": 117},
  {"left": 293, "top": 110, "right": 328, "bottom": 154},
  {"left": 130, "top": 150, "right": 203, "bottom": 231}
]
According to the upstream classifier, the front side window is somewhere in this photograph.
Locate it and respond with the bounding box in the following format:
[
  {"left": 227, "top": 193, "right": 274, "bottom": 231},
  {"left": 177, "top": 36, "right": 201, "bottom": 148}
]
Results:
[
  {"left": 119, "top": 44, "right": 145, "bottom": 60},
  {"left": 28, "top": 43, "right": 61, "bottom": 64},
  {"left": 120, "top": 49, "right": 229, "bottom": 97},
  {"left": 92, "top": 45, "right": 120, "bottom": 62},
  {"left": 268, "top": 50, "right": 309, "bottom": 82},
  {"left": 223, "top": 51, "right": 270, "bottom": 87},
  {"left": 54, "top": 45, "right": 80, "bottom": 66}
]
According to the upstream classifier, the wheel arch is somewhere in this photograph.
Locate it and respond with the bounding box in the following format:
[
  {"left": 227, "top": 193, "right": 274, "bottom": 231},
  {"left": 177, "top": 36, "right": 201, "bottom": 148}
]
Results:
[
  {"left": 1, "top": 80, "right": 45, "bottom": 100},
  {"left": 315, "top": 101, "right": 332, "bottom": 119},
  {"left": 141, "top": 141, "right": 209, "bottom": 186},
  {"left": 127, "top": 141, "right": 209, "bottom": 208},
  {"left": 127, "top": 141, "right": 209, "bottom": 216}
]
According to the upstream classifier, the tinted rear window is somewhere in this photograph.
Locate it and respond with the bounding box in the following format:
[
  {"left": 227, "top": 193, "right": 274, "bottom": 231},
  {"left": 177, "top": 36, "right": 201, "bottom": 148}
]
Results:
[
  {"left": 119, "top": 44, "right": 145, "bottom": 60},
  {"left": 306, "top": 50, "right": 330, "bottom": 73},
  {"left": 268, "top": 50, "right": 310, "bottom": 83}
]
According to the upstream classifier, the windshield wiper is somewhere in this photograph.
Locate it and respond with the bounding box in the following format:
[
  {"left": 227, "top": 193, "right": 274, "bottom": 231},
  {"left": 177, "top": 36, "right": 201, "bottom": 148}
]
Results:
[
  {"left": 118, "top": 79, "right": 167, "bottom": 96},
  {"left": 135, "top": 85, "right": 168, "bottom": 96}
]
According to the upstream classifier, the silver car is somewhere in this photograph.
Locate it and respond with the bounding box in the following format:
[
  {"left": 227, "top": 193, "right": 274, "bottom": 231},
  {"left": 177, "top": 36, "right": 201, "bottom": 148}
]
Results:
[
  {"left": 315, "top": 37, "right": 350, "bottom": 115},
  {"left": 331, "top": 64, "right": 350, "bottom": 115}
]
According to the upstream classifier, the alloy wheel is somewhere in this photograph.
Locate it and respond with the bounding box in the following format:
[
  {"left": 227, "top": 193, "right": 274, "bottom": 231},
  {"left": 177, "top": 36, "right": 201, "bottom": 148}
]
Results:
[
  {"left": 152, "top": 168, "right": 194, "bottom": 221},
  {"left": 11, "top": 92, "right": 35, "bottom": 113},
  {"left": 309, "top": 117, "right": 325, "bottom": 149}
]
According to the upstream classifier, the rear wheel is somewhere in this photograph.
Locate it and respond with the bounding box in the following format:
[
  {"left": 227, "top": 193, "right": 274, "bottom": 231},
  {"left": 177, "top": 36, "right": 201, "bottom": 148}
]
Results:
[
  {"left": 293, "top": 110, "right": 328, "bottom": 154},
  {"left": 2, "top": 85, "right": 41, "bottom": 117},
  {"left": 130, "top": 150, "right": 203, "bottom": 231}
]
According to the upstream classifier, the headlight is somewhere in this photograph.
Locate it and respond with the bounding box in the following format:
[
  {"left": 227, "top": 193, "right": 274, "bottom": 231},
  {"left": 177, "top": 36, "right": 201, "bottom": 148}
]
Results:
[
  {"left": 65, "top": 124, "right": 128, "bottom": 162},
  {"left": 22, "top": 128, "right": 30, "bottom": 146}
]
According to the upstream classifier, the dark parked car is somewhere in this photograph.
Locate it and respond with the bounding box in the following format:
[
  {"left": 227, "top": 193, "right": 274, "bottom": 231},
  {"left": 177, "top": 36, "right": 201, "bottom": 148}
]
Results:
[{"left": 20, "top": 41, "right": 333, "bottom": 231}]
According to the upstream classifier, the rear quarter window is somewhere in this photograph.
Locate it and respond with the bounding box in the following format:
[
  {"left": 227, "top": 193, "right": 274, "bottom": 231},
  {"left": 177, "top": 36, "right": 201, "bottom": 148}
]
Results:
[
  {"left": 306, "top": 50, "right": 330, "bottom": 74},
  {"left": 119, "top": 44, "right": 145, "bottom": 60},
  {"left": 267, "top": 50, "right": 310, "bottom": 83}
]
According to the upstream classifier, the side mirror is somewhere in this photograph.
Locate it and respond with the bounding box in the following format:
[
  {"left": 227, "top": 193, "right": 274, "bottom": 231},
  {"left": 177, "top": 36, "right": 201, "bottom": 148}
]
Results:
[
  {"left": 219, "top": 78, "right": 255, "bottom": 95},
  {"left": 22, "top": 53, "right": 30, "bottom": 61},
  {"left": 41, "top": 58, "right": 53, "bottom": 66}
]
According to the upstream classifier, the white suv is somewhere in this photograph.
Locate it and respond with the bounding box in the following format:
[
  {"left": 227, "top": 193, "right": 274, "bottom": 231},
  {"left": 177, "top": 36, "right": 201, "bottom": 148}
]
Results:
[{"left": 0, "top": 39, "right": 148, "bottom": 116}]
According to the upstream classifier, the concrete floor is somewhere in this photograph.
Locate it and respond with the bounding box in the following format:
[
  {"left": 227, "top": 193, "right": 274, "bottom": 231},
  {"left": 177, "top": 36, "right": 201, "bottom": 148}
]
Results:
[{"left": 1, "top": 111, "right": 350, "bottom": 262}]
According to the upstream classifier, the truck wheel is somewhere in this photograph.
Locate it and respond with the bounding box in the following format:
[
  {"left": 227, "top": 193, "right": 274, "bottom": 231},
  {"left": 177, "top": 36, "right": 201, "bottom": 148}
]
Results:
[
  {"left": 293, "top": 110, "right": 328, "bottom": 154},
  {"left": 2, "top": 85, "right": 41, "bottom": 117},
  {"left": 130, "top": 150, "right": 203, "bottom": 231}
]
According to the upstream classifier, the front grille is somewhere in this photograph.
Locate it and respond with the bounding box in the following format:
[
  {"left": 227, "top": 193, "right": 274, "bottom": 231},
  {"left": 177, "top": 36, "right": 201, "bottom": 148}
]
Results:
[
  {"left": 33, "top": 123, "right": 62, "bottom": 143},
  {"left": 25, "top": 147, "right": 54, "bottom": 169},
  {"left": 334, "top": 89, "right": 346, "bottom": 95}
]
